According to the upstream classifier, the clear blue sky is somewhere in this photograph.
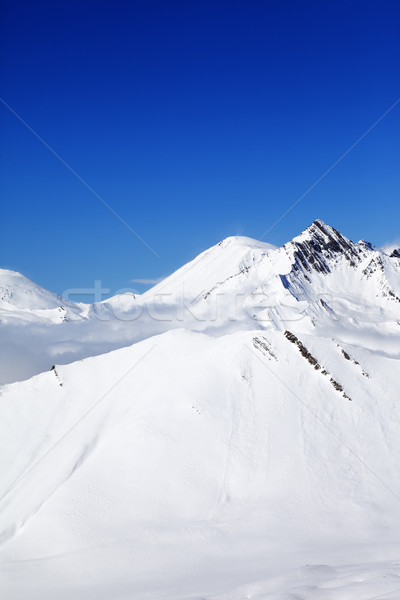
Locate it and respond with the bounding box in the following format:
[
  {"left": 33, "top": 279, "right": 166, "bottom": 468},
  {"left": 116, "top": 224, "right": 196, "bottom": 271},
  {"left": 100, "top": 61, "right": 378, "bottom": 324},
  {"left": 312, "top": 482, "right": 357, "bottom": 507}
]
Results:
[{"left": 1, "top": 0, "right": 399, "bottom": 299}]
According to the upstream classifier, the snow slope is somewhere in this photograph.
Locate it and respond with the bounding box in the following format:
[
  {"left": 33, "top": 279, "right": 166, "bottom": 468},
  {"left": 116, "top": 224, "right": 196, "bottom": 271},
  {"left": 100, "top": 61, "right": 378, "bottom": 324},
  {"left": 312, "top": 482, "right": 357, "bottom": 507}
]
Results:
[
  {"left": 0, "top": 269, "right": 68, "bottom": 311},
  {"left": 1, "top": 220, "right": 400, "bottom": 598},
  {"left": 0, "top": 236, "right": 276, "bottom": 384},
  {"left": 1, "top": 329, "right": 400, "bottom": 599}
]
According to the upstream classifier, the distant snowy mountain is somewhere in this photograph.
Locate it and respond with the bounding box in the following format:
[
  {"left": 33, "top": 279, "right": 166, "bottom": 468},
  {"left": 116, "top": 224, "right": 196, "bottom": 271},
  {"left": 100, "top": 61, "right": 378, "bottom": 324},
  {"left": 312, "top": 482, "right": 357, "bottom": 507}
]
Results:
[
  {"left": 1, "top": 220, "right": 399, "bottom": 383},
  {"left": 0, "top": 268, "right": 72, "bottom": 312},
  {"left": 1, "top": 220, "right": 400, "bottom": 599}
]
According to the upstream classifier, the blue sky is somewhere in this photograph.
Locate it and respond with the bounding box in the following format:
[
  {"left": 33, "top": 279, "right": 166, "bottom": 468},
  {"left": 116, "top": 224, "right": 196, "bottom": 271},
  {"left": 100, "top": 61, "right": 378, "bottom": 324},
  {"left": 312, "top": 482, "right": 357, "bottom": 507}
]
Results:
[{"left": 1, "top": 0, "right": 399, "bottom": 300}]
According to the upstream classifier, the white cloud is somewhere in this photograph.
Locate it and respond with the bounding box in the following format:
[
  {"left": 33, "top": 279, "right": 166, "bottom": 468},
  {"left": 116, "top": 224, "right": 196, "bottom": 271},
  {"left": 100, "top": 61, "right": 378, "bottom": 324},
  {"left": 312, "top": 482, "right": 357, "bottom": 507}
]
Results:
[
  {"left": 382, "top": 240, "right": 400, "bottom": 254},
  {"left": 130, "top": 277, "right": 165, "bottom": 285}
]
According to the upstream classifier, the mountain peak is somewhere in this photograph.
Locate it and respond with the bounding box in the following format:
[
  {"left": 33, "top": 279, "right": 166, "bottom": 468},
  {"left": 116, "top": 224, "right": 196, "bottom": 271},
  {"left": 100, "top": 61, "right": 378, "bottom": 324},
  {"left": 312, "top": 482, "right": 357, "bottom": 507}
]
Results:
[
  {"left": 311, "top": 217, "right": 331, "bottom": 229},
  {"left": 217, "top": 235, "right": 276, "bottom": 251},
  {"left": 286, "top": 220, "right": 359, "bottom": 275},
  {"left": 305, "top": 218, "right": 343, "bottom": 238}
]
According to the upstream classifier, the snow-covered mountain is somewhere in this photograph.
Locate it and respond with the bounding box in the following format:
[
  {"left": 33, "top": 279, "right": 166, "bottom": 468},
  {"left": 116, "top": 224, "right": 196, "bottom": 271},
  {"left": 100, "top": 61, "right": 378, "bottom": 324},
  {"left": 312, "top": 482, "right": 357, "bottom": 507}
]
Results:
[
  {"left": 1, "top": 220, "right": 400, "bottom": 599},
  {"left": 1, "top": 220, "right": 399, "bottom": 383}
]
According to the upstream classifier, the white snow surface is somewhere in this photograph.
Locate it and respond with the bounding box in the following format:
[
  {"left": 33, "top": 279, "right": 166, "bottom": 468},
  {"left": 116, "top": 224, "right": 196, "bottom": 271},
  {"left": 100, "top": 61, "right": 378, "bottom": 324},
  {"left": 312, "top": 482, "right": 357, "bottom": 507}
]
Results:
[{"left": 1, "top": 220, "right": 400, "bottom": 599}]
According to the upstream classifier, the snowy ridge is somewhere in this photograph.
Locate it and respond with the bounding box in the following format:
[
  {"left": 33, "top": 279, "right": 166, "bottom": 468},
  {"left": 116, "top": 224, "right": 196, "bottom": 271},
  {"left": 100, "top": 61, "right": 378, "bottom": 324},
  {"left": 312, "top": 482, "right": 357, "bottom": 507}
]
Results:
[
  {"left": 1, "top": 220, "right": 400, "bottom": 599},
  {"left": 1, "top": 220, "right": 399, "bottom": 384}
]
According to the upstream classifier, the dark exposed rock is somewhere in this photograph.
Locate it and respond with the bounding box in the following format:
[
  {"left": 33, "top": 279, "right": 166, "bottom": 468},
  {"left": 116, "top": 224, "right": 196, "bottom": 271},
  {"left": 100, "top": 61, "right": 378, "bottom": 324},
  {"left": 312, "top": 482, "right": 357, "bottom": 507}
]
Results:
[
  {"left": 285, "top": 331, "right": 352, "bottom": 400},
  {"left": 341, "top": 349, "right": 352, "bottom": 361},
  {"left": 50, "top": 365, "right": 63, "bottom": 387},
  {"left": 363, "top": 256, "right": 385, "bottom": 278},
  {"left": 284, "top": 330, "right": 320, "bottom": 369},
  {"left": 329, "top": 377, "right": 351, "bottom": 401},
  {"left": 286, "top": 220, "right": 360, "bottom": 277},
  {"left": 253, "top": 336, "right": 277, "bottom": 360},
  {"left": 336, "top": 344, "right": 371, "bottom": 378}
]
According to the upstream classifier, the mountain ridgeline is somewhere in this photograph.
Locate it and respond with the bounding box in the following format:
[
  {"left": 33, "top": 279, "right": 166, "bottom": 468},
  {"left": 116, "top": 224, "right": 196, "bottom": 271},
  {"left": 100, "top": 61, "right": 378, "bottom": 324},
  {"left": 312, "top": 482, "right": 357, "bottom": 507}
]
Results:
[
  {"left": 0, "top": 219, "right": 399, "bottom": 385},
  {"left": 1, "top": 220, "right": 400, "bottom": 599}
]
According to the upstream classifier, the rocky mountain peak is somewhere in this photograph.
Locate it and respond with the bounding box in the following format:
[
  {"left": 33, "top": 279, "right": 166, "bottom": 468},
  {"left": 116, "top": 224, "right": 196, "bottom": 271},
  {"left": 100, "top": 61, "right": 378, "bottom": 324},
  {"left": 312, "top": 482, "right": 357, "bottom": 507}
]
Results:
[{"left": 285, "top": 219, "right": 360, "bottom": 275}]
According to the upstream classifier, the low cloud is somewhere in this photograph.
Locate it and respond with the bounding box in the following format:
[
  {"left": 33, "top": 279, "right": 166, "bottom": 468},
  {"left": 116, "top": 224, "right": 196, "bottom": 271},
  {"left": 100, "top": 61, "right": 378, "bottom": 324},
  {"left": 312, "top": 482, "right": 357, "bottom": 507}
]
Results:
[
  {"left": 130, "top": 277, "right": 165, "bottom": 285},
  {"left": 382, "top": 240, "right": 400, "bottom": 254}
]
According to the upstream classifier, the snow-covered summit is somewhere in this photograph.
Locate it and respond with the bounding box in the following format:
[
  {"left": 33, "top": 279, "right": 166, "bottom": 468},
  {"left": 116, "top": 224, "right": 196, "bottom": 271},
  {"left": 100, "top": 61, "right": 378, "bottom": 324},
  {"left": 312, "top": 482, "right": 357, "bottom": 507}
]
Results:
[
  {"left": 285, "top": 219, "right": 359, "bottom": 273},
  {"left": 142, "top": 234, "right": 276, "bottom": 301}
]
